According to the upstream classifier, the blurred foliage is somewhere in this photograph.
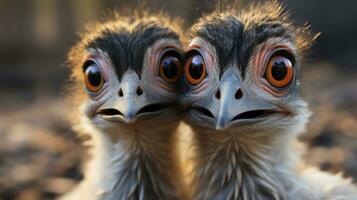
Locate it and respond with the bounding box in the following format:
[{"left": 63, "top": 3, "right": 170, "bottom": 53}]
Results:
[{"left": 0, "top": 0, "right": 356, "bottom": 199}]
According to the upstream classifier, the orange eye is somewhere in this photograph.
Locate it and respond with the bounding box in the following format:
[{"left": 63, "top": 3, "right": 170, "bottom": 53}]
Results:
[
  {"left": 265, "top": 56, "right": 294, "bottom": 88},
  {"left": 184, "top": 54, "right": 206, "bottom": 85},
  {"left": 84, "top": 62, "right": 104, "bottom": 93},
  {"left": 159, "top": 55, "right": 183, "bottom": 84}
]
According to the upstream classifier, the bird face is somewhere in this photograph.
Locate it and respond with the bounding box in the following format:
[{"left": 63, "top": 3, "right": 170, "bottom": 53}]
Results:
[
  {"left": 72, "top": 20, "right": 184, "bottom": 133},
  {"left": 182, "top": 12, "right": 312, "bottom": 134}
]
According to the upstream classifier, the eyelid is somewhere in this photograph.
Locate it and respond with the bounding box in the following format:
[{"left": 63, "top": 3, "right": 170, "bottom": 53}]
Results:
[
  {"left": 85, "top": 83, "right": 109, "bottom": 100},
  {"left": 156, "top": 77, "right": 177, "bottom": 92},
  {"left": 160, "top": 48, "right": 183, "bottom": 60},
  {"left": 263, "top": 48, "right": 296, "bottom": 70},
  {"left": 155, "top": 46, "right": 183, "bottom": 72},
  {"left": 253, "top": 44, "right": 296, "bottom": 96},
  {"left": 152, "top": 46, "right": 184, "bottom": 92},
  {"left": 82, "top": 60, "right": 96, "bottom": 72},
  {"left": 257, "top": 45, "right": 296, "bottom": 76},
  {"left": 184, "top": 55, "right": 207, "bottom": 85},
  {"left": 83, "top": 55, "right": 112, "bottom": 82},
  {"left": 185, "top": 47, "right": 213, "bottom": 71},
  {"left": 190, "top": 77, "right": 209, "bottom": 93},
  {"left": 185, "top": 49, "right": 202, "bottom": 59},
  {"left": 159, "top": 57, "right": 182, "bottom": 84}
]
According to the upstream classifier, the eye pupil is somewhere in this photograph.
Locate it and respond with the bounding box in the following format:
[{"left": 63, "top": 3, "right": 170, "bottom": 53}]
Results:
[
  {"left": 159, "top": 55, "right": 182, "bottom": 84},
  {"left": 84, "top": 61, "right": 104, "bottom": 93},
  {"left": 271, "top": 60, "right": 288, "bottom": 81},
  {"left": 265, "top": 55, "right": 294, "bottom": 89},
  {"left": 161, "top": 57, "right": 178, "bottom": 79},
  {"left": 189, "top": 56, "right": 204, "bottom": 79},
  {"left": 184, "top": 53, "right": 206, "bottom": 85},
  {"left": 87, "top": 65, "right": 102, "bottom": 87}
]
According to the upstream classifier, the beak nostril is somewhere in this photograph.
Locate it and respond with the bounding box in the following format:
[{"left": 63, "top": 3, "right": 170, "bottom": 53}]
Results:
[
  {"left": 215, "top": 89, "right": 221, "bottom": 99},
  {"left": 118, "top": 88, "right": 124, "bottom": 97},
  {"left": 235, "top": 89, "right": 243, "bottom": 99},
  {"left": 136, "top": 86, "right": 143, "bottom": 96}
]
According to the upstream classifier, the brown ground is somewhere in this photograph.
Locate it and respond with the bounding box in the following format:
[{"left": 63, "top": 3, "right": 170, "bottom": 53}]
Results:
[{"left": 0, "top": 63, "right": 356, "bottom": 200}]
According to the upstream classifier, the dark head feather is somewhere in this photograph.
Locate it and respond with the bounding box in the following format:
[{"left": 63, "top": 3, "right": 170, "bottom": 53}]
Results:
[
  {"left": 66, "top": 12, "right": 185, "bottom": 121},
  {"left": 190, "top": 0, "right": 318, "bottom": 77},
  {"left": 68, "top": 12, "right": 184, "bottom": 83}
]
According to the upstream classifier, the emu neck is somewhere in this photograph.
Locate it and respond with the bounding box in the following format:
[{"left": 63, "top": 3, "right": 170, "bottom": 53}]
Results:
[
  {"left": 81, "top": 121, "right": 183, "bottom": 200},
  {"left": 192, "top": 129, "right": 299, "bottom": 200}
]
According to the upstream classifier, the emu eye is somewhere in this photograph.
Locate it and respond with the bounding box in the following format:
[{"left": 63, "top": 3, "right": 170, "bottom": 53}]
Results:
[
  {"left": 265, "top": 55, "right": 294, "bottom": 88},
  {"left": 159, "top": 53, "right": 183, "bottom": 84},
  {"left": 84, "top": 61, "right": 104, "bottom": 93},
  {"left": 184, "top": 53, "right": 206, "bottom": 85}
]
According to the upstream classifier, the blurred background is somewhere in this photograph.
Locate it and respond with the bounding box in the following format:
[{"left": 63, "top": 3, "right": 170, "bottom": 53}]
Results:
[{"left": 0, "top": 0, "right": 356, "bottom": 199}]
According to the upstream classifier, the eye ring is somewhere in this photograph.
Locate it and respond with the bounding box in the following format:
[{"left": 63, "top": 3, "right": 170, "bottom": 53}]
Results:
[
  {"left": 184, "top": 53, "right": 206, "bottom": 85},
  {"left": 83, "top": 61, "right": 104, "bottom": 93},
  {"left": 265, "top": 54, "right": 294, "bottom": 88},
  {"left": 159, "top": 52, "right": 183, "bottom": 84}
]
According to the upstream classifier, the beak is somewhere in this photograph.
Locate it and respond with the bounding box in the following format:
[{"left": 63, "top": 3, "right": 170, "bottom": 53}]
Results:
[
  {"left": 97, "top": 71, "right": 170, "bottom": 123},
  {"left": 190, "top": 72, "right": 280, "bottom": 130}
]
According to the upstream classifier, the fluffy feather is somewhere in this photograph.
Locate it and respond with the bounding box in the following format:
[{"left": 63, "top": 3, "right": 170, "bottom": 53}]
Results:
[
  {"left": 61, "top": 12, "right": 186, "bottom": 200},
  {"left": 184, "top": 1, "right": 357, "bottom": 200}
]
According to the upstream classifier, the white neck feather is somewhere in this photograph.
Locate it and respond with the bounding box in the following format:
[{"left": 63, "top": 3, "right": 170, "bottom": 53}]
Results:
[
  {"left": 191, "top": 128, "right": 306, "bottom": 200},
  {"left": 63, "top": 116, "right": 184, "bottom": 200}
]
